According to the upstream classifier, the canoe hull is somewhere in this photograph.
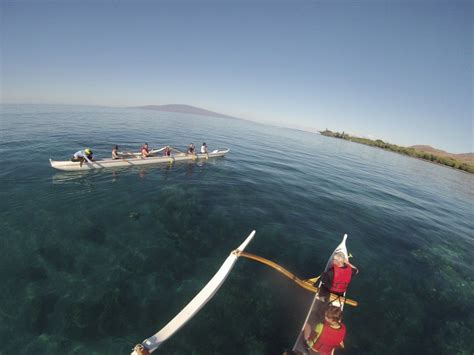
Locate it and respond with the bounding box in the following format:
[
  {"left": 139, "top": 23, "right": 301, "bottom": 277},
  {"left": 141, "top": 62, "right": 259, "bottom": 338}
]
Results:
[
  {"left": 292, "top": 234, "right": 349, "bottom": 354},
  {"left": 50, "top": 149, "right": 229, "bottom": 171}
]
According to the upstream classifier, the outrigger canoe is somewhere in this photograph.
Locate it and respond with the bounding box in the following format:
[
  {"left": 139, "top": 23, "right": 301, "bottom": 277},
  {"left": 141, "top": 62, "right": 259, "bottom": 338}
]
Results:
[
  {"left": 49, "top": 149, "right": 230, "bottom": 171},
  {"left": 129, "top": 232, "right": 355, "bottom": 354},
  {"left": 291, "top": 234, "right": 351, "bottom": 354}
]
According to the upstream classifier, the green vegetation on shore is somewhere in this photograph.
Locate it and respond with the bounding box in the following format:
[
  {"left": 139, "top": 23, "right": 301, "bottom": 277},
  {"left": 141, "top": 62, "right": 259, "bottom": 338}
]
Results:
[{"left": 320, "top": 130, "right": 474, "bottom": 174}]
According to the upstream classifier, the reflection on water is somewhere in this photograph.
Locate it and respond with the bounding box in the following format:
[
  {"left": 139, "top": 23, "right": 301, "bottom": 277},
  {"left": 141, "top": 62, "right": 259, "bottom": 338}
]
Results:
[
  {"left": 52, "top": 171, "right": 93, "bottom": 185},
  {"left": 51, "top": 158, "right": 222, "bottom": 185}
]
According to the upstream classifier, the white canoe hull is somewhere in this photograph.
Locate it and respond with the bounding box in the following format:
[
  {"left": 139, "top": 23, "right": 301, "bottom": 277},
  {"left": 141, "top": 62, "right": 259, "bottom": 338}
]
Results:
[
  {"left": 292, "top": 234, "right": 349, "bottom": 353},
  {"left": 50, "top": 149, "right": 230, "bottom": 171}
]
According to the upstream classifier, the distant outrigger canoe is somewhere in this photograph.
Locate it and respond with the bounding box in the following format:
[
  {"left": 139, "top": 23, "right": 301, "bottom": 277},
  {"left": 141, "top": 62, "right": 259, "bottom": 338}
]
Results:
[{"left": 49, "top": 149, "right": 230, "bottom": 171}]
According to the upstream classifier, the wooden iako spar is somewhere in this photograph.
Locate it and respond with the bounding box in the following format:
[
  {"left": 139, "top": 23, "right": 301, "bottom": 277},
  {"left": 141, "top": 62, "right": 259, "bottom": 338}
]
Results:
[{"left": 237, "top": 251, "right": 358, "bottom": 307}]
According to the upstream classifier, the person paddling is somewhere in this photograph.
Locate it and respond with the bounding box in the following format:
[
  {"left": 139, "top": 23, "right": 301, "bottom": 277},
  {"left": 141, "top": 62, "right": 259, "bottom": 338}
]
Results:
[
  {"left": 187, "top": 143, "right": 195, "bottom": 154},
  {"left": 319, "top": 251, "right": 358, "bottom": 301},
  {"left": 200, "top": 142, "right": 208, "bottom": 154},
  {"left": 112, "top": 145, "right": 120, "bottom": 159},
  {"left": 163, "top": 146, "right": 171, "bottom": 157},
  {"left": 71, "top": 148, "right": 94, "bottom": 167},
  {"left": 132, "top": 344, "right": 150, "bottom": 355},
  {"left": 304, "top": 306, "right": 346, "bottom": 355},
  {"left": 141, "top": 143, "right": 151, "bottom": 158}
]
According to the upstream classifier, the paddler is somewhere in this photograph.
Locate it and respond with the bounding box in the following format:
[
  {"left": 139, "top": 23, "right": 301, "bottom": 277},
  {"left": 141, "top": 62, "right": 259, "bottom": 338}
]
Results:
[
  {"left": 112, "top": 145, "right": 120, "bottom": 159},
  {"left": 132, "top": 344, "right": 150, "bottom": 355},
  {"left": 200, "top": 142, "right": 208, "bottom": 154},
  {"left": 304, "top": 306, "right": 346, "bottom": 355},
  {"left": 319, "top": 251, "right": 358, "bottom": 301},
  {"left": 141, "top": 143, "right": 151, "bottom": 158},
  {"left": 187, "top": 143, "right": 196, "bottom": 154},
  {"left": 163, "top": 145, "right": 171, "bottom": 157},
  {"left": 71, "top": 148, "right": 94, "bottom": 167}
]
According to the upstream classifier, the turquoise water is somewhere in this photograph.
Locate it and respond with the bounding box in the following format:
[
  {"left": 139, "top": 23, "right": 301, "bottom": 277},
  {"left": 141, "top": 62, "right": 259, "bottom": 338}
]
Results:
[{"left": 0, "top": 104, "right": 473, "bottom": 354}]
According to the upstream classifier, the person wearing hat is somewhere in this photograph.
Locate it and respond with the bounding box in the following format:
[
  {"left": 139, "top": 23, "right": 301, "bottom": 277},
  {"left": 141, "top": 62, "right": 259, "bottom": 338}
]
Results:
[
  {"left": 71, "top": 148, "right": 94, "bottom": 167},
  {"left": 132, "top": 344, "right": 150, "bottom": 355}
]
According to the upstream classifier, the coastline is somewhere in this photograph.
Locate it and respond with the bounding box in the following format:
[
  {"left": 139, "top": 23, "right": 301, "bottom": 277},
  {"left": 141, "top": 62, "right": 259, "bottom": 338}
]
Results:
[{"left": 320, "top": 130, "right": 474, "bottom": 175}]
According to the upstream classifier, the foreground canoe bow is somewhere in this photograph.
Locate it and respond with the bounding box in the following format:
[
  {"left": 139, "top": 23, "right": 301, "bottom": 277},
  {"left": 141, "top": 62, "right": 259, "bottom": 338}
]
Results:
[
  {"left": 131, "top": 230, "right": 256, "bottom": 354},
  {"left": 49, "top": 149, "right": 230, "bottom": 171},
  {"left": 291, "top": 234, "right": 351, "bottom": 354}
]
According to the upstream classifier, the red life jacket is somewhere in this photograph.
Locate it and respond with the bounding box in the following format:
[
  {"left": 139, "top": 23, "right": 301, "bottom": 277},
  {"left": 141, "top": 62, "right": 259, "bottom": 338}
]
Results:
[
  {"left": 141, "top": 146, "right": 149, "bottom": 154},
  {"left": 330, "top": 264, "right": 352, "bottom": 294},
  {"left": 310, "top": 322, "right": 346, "bottom": 354}
]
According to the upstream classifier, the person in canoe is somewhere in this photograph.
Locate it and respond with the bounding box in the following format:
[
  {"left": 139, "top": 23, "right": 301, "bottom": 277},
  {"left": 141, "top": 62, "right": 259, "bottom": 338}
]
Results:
[
  {"left": 304, "top": 306, "right": 346, "bottom": 355},
  {"left": 163, "top": 145, "right": 171, "bottom": 157},
  {"left": 71, "top": 148, "right": 94, "bottom": 167},
  {"left": 319, "top": 251, "right": 358, "bottom": 301},
  {"left": 200, "top": 142, "right": 208, "bottom": 154},
  {"left": 187, "top": 143, "right": 196, "bottom": 155},
  {"left": 112, "top": 145, "right": 120, "bottom": 159},
  {"left": 133, "top": 344, "right": 150, "bottom": 355},
  {"left": 141, "top": 143, "right": 151, "bottom": 158}
]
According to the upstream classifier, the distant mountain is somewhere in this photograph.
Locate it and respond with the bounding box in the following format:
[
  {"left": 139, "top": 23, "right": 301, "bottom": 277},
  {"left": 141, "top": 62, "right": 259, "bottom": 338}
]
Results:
[
  {"left": 410, "top": 145, "right": 474, "bottom": 163},
  {"left": 132, "top": 104, "right": 238, "bottom": 120}
]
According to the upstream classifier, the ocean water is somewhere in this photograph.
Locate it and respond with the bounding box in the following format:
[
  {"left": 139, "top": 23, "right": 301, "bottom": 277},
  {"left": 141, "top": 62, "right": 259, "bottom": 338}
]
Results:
[{"left": 0, "top": 104, "right": 472, "bottom": 355}]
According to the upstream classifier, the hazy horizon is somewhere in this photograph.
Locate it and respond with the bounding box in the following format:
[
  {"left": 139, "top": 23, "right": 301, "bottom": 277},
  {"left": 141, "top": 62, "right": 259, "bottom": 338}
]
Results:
[
  {"left": 3, "top": 102, "right": 471, "bottom": 155},
  {"left": 1, "top": 0, "right": 472, "bottom": 153}
]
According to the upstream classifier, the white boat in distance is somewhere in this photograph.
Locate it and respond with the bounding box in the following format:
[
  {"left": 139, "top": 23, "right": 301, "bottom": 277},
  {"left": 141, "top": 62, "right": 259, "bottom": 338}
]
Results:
[{"left": 49, "top": 149, "right": 230, "bottom": 171}]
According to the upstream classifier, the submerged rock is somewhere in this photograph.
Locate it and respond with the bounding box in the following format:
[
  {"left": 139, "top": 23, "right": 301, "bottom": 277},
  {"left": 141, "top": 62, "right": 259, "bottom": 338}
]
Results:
[{"left": 129, "top": 211, "right": 141, "bottom": 220}]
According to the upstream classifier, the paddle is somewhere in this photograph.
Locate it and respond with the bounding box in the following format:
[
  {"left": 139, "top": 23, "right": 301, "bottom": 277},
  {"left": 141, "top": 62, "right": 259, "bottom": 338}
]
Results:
[
  {"left": 150, "top": 146, "right": 167, "bottom": 155},
  {"left": 118, "top": 146, "right": 166, "bottom": 158},
  {"left": 306, "top": 275, "right": 321, "bottom": 284},
  {"left": 77, "top": 150, "right": 95, "bottom": 167},
  {"left": 169, "top": 146, "right": 184, "bottom": 154}
]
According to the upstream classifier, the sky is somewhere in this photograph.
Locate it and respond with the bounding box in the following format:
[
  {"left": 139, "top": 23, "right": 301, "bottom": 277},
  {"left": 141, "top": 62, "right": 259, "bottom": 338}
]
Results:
[{"left": 1, "top": 0, "right": 472, "bottom": 153}]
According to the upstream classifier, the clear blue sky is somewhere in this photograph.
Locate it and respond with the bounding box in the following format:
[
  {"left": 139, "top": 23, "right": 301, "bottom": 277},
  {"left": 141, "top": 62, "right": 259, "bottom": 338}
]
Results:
[{"left": 1, "top": 0, "right": 472, "bottom": 153}]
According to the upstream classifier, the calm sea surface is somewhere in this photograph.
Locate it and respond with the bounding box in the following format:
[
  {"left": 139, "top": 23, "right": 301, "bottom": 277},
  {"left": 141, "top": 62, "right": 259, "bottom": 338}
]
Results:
[{"left": 0, "top": 104, "right": 473, "bottom": 355}]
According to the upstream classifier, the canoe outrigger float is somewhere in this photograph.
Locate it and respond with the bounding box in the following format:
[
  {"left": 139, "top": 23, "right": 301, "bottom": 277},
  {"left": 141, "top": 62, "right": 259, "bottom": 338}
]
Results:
[
  {"left": 131, "top": 232, "right": 357, "bottom": 354},
  {"left": 49, "top": 148, "right": 230, "bottom": 171},
  {"left": 131, "top": 230, "right": 256, "bottom": 355}
]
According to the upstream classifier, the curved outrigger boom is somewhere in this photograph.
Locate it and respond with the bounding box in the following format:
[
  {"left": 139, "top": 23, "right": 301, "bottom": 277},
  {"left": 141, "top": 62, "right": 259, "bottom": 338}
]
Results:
[{"left": 131, "top": 230, "right": 256, "bottom": 354}]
